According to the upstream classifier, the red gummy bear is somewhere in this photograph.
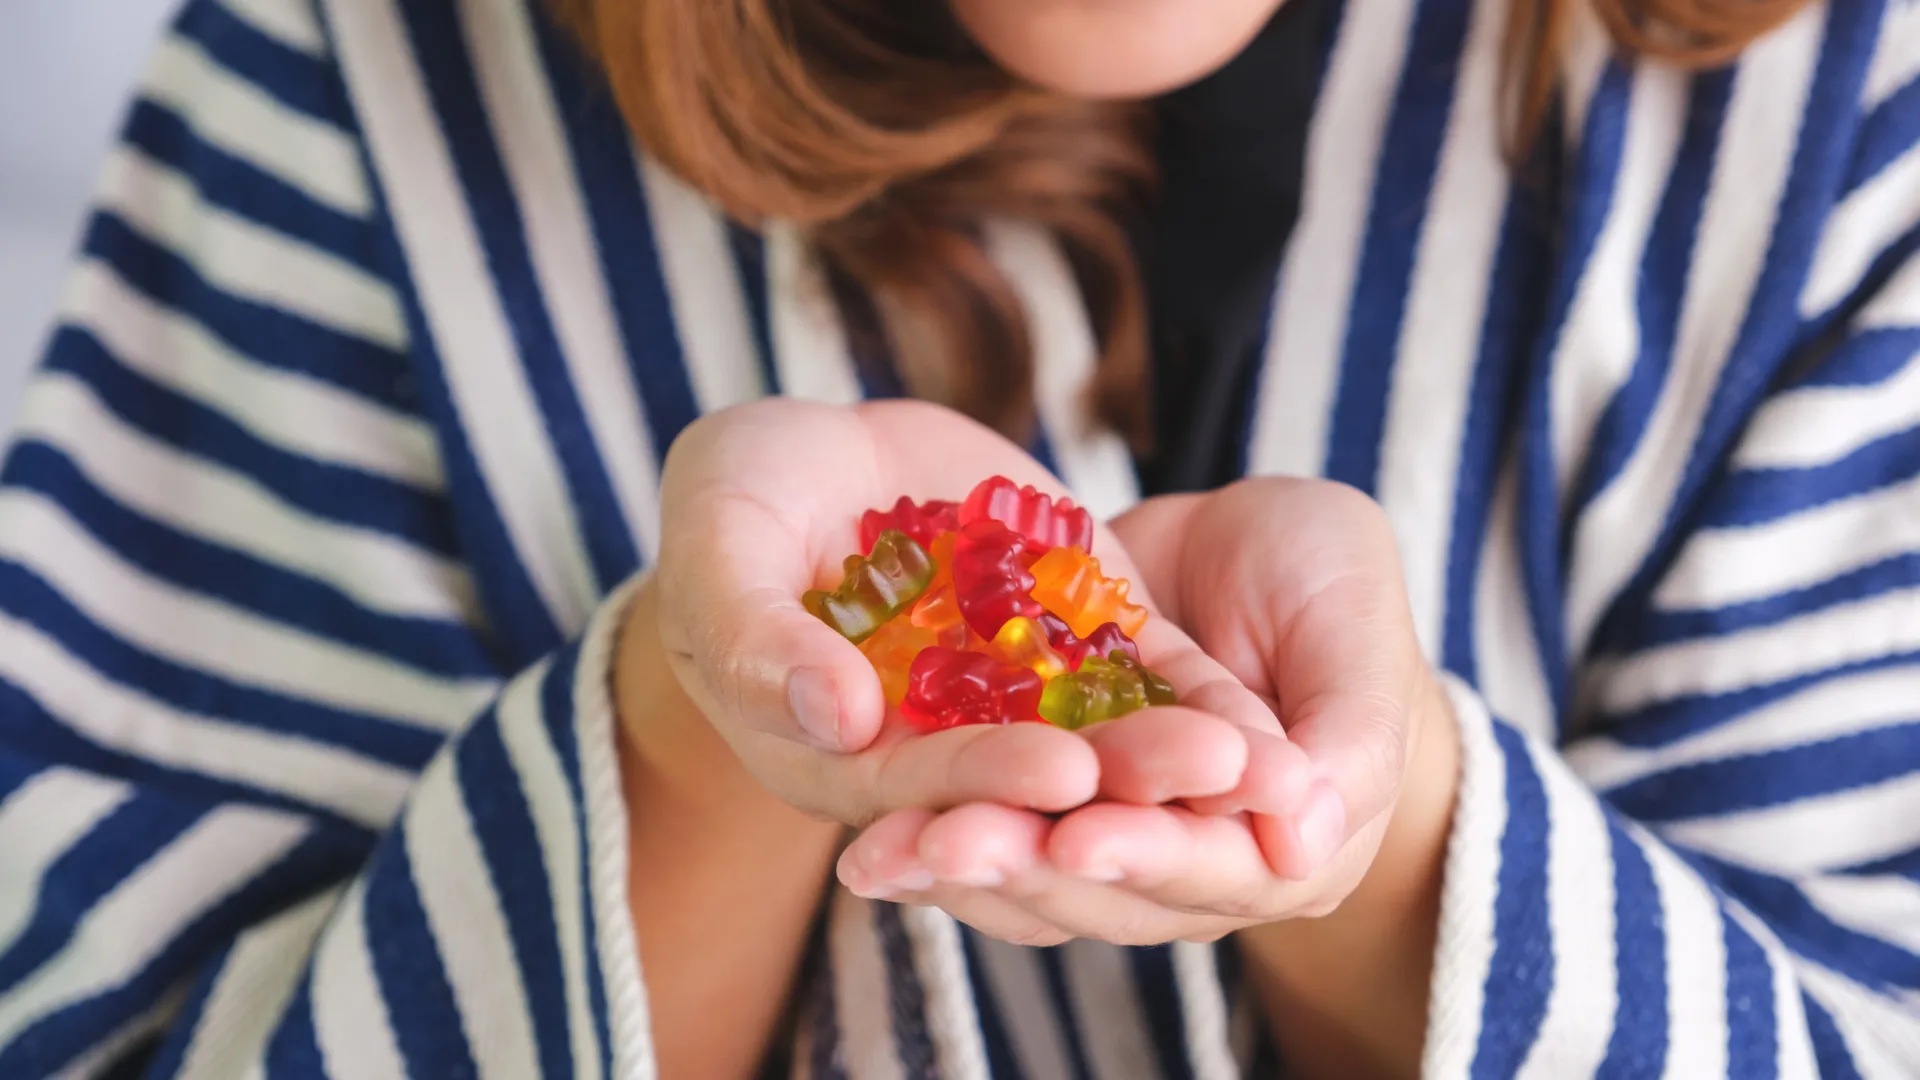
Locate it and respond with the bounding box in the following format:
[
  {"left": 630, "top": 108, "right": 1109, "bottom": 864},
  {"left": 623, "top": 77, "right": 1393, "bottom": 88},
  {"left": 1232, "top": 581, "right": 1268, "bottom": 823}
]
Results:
[
  {"left": 1037, "top": 615, "right": 1142, "bottom": 670},
  {"left": 951, "top": 519, "right": 1041, "bottom": 640},
  {"left": 958, "top": 476, "right": 1094, "bottom": 554},
  {"left": 859, "top": 496, "right": 961, "bottom": 555},
  {"left": 899, "top": 646, "right": 1045, "bottom": 730}
]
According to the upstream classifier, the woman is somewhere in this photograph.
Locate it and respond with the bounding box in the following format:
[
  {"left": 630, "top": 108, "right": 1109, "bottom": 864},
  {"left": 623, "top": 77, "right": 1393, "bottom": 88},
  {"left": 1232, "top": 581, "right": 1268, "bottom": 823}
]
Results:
[{"left": 0, "top": 0, "right": 1915, "bottom": 1073}]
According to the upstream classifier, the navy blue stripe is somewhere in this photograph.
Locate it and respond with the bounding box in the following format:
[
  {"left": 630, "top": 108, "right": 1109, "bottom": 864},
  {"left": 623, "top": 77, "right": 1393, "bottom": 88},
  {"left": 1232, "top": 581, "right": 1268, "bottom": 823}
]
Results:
[
  {"left": 172, "top": 0, "right": 348, "bottom": 124},
  {"left": 536, "top": 650, "right": 613, "bottom": 1068},
  {"left": 122, "top": 102, "right": 388, "bottom": 279},
  {"left": 871, "top": 903, "right": 939, "bottom": 1080},
  {"left": 1468, "top": 722, "right": 1553, "bottom": 1078},
  {"left": 1696, "top": 423, "right": 1920, "bottom": 529},
  {"left": 1836, "top": 844, "right": 1920, "bottom": 879},
  {"left": 1700, "top": 857, "right": 1920, "bottom": 991},
  {"left": 1802, "top": 991, "right": 1865, "bottom": 1079},
  {"left": 0, "top": 753, "right": 40, "bottom": 804},
  {"left": 141, "top": 936, "right": 232, "bottom": 1080},
  {"left": 1323, "top": 0, "right": 1476, "bottom": 492},
  {"left": 803, "top": 917, "right": 850, "bottom": 1080},
  {"left": 1722, "top": 913, "right": 1779, "bottom": 1080},
  {"left": 1127, "top": 946, "right": 1195, "bottom": 1080},
  {"left": 0, "top": 564, "right": 447, "bottom": 769},
  {"left": 398, "top": 0, "right": 640, "bottom": 593},
  {"left": 82, "top": 215, "right": 413, "bottom": 411},
  {"left": 4, "top": 445, "right": 493, "bottom": 679},
  {"left": 1611, "top": 723, "right": 1920, "bottom": 822},
  {"left": 531, "top": 21, "right": 706, "bottom": 461},
  {"left": 1628, "top": 551, "right": 1920, "bottom": 648},
  {"left": 1606, "top": 649, "right": 1920, "bottom": 745},
  {"left": 454, "top": 709, "right": 575, "bottom": 1080},
  {"left": 1796, "top": 326, "right": 1920, "bottom": 387},
  {"left": 0, "top": 828, "right": 358, "bottom": 1078},
  {"left": 1593, "top": 0, "right": 1884, "bottom": 656},
  {"left": 1513, "top": 62, "right": 1634, "bottom": 723},
  {"left": 361, "top": 821, "right": 482, "bottom": 1079},
  {"left": 40, "top": 329, "right": 458, "bottom": 557},
  {"left": 1036, "top": 949, "right": 1096, "bottom": 1080},
  {"left": 261, "top": 976, "right": 329, "bottom": 1079},
  {"left": 0, "top": 686, "right": 386, "bottom": 840},
  {"left": 1595, "top": 818, "right": 1667, "bottom": 1079},
  {"left": 1845, "top": 76, "right": 1920, "bottom": 195},
  {"left": 959, "top": 935, "right": 1025, "bottom": 1080},
  {"left": 728, "top": 225, "right": 781, "bottom": 393},
  {"left": 1029, "top": 426, "right": 1062, "bottom": 480}
]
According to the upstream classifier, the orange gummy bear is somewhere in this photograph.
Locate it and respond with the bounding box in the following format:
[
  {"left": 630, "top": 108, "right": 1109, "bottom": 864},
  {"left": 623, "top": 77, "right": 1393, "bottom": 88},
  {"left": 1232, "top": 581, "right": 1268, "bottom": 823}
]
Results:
[
  {"left": 909, "top": 531, "right": 968, "bottom": 645},
  {"left": 1027, "top": 547, "right": 1148, "bottom": 639},
  {"left": 988, "top": 615, "right": 1069, "bottom": 681},
  {"left": 860, "top": 616, "right": 940, "bottom": 705}
]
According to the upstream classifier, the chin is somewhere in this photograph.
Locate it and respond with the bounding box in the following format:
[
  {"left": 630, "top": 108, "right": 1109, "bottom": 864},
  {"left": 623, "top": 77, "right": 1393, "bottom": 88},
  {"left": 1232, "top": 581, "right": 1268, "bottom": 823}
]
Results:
[{"left": 949, "top": 0, "right": 1287, "bottom": 99}]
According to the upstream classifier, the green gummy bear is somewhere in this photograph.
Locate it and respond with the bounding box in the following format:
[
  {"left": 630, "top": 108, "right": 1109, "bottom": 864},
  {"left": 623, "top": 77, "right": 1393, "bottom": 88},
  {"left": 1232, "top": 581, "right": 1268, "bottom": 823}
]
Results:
[
  {"left": 1038, "top": 654, "right": 1178, "bottom": 730},
  {"left": 803, "top": 530, "right": 934, "bottom": 644}
]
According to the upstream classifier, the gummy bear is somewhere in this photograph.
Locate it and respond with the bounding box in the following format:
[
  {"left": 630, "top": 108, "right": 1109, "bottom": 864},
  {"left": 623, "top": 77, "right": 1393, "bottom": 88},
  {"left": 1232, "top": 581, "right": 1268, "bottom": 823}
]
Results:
[
  {"left": 900, "top": 647, "right": 1045, "bottom": 731},
  {"left": 951, "top": 520, "right": 1042, "bottom": 640},
  {"left": 1037, "top": 615, "right": 1141, "bottom": 670},
  {"left": 860, "top": 616, "right": 941, "bottom": 705},
  {"left": 1108, "top": 651, "right": 1177, "bottom": 706},
  {"left": 988, "top": 615, "right": 1070, "bottom": 681},
  {"left": 803, "top": 530, "right": 934, "bottom": 644},
  {"left": 859, "top": 496, "right": 961, "bottom": 555},
  {"left": 1027, "top": 546, "right": 1149, "bottom": 639},
  {"left": 1037, "top": 654, "right": 1176, "bottom": 730},
  {"left": 959, "top": 475, "right": 1094, "bottom": 554},
  {"left": 909, "top": 531, "right": 968, "bottom": 645}
]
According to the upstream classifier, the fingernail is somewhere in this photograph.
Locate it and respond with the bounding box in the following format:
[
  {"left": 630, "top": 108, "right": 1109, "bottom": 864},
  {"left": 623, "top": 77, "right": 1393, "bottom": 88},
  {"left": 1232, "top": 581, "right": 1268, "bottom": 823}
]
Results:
[
  {"left": 840, "top": 865, "right": 897, "bottom": 900},
  {"left": 888, "top": 869, "right": 936, "bottom": 893},
  {"left": 1294, "top": 782, "right": 1346, "bottom": 876},
  {"left": 788, "top": 667, "right": 842, "bottom": 749}
]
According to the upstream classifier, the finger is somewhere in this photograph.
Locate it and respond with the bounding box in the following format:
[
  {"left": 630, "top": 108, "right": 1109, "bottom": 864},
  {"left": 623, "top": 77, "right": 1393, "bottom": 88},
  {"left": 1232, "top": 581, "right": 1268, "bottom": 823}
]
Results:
[
  {"left": 859, "top": 720, "right": 1102, "bottom": 819},
  {"left": 1078, "top": 708, "right": 1248, "bottom": 805},
  {"left": 1182, "top": 725, "right": 1316, "bottom": 818},
  {"left": 1047, "top": 803, "right": 1309, "bottom": 914}
]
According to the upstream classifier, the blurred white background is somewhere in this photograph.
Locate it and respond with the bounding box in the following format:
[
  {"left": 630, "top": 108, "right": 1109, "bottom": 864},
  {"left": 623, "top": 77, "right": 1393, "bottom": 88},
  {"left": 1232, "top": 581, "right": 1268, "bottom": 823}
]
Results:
[{"left": 1, "top": 0, "right": 183, "bottom": 424}]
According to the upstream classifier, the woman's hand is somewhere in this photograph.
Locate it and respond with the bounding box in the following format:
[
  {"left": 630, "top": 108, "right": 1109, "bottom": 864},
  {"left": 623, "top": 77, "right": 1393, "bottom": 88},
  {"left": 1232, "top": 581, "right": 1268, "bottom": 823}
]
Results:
[{"left": 833, "top": 479, "right": 1459, "bottom": 963}]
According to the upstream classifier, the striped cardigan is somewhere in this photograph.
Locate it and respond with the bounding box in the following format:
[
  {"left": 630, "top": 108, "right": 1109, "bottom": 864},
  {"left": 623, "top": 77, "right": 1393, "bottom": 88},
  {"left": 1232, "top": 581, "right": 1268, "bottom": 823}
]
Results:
[{"left": 2, "top": 0, "right": 1919, "bottom": 1074}]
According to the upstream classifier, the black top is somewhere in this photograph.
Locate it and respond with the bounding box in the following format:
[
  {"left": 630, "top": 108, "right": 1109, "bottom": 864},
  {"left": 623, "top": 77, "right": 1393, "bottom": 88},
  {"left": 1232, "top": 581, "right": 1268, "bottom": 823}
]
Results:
[{"left": 1136, "top": 0, "right": 1330, "bottom": 495}]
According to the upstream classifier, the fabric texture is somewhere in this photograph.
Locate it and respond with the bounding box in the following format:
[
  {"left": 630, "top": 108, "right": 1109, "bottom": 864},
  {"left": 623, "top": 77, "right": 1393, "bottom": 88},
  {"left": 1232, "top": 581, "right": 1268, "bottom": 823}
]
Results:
[{"left": 1, "top": 0, "right": 1919, "bottom": 1076}]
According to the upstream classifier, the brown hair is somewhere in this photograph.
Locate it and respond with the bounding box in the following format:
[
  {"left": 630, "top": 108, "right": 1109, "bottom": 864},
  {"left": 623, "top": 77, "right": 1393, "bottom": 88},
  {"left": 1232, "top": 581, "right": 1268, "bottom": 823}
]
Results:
[{"left": 551, "top": 0, "right": 1811, "bottom": 445}]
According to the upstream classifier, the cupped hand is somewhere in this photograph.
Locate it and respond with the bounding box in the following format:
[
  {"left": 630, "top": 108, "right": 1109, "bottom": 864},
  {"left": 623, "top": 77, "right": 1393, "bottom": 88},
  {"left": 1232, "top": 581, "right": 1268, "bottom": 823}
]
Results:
[
  {"left": 835, "top": 478, "right": 1456, "bottom": 947},
  {"left": 640, "top": 399, "right": 1301, "bottom": 833}
]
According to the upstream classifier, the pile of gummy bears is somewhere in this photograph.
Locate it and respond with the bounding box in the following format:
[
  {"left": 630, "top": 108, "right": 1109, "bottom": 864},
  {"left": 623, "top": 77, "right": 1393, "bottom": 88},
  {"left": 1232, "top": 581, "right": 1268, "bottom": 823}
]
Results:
[{"left": 804, "top": 476, "right": 1177, "bottom": 731}]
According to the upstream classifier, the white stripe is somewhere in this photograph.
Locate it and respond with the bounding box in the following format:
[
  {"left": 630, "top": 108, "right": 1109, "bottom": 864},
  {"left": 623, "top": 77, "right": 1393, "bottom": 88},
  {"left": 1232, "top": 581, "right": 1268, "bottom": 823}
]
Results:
[
  {"left": 1568, "top": 665, "right": 1920, "bottom": 792},
  {"left": 638, "top": 154, "right": 767, "bottom": 413},
  {"left": 1660, "top": 770, "right": 1920, "bottom": 875},
  {"left": 1735, "top": 357, "right": 1920, "bottom": 468},
  {"left": 0, "top": 803, "right": 309, "bottom": 1046},
  {"left": 175, "top": 888, "right": 341, "bottom": 1079},
  {"left": 1471, "top": 466, "right": 1557, "bottom": 736},
  {"left": 1804, "top": 145, "right": 1920, "bottom": 319},
  {"left": 766, "top": 222, "right": 865, "bottom": 406},
  {"left": 1514, "top": 739, "right": 1618, "bottom": 1080},
  {"left": 404, "top": 752, "right": 544, "bottom": 1080},
  {"left": 143, "top": 33, "right": 369, "bottom": 217},
  {"left": 1856, "top": 251, "right": 1920, "bottom": 329},
  {"left": 1646, "top": 835, "right": 1730, "bottom": 1080},
  {"left": 0, "top": 488, "right": 495, "bottom": 728},
  {"left": 52, "top": 982, "right": 191, "bottom": 1080},
  {"left": 100, "top": 148, "right": 407, "bottom": 352},
  {"left": 1595, "top": 587, "right": 1920, "bottom": 715},
  {"left": 495, "top": 664, "right": 604, "bottom": 1080},
  {"left": 218, "top": 0, "right": 329, "bottom": 56},
  {"left": 1168, "top": 941, "right": 1238, "bottom": 1080},
  {"left": 1548, "top": 63, "right": 1689, "bottom": 500},
  {"left": 969, "top": 937, "right": 1076, "bottom": 1080},
  {"left": 1377, "top": 0, "right": 1510, "bottom": 657},
  {"left": 828, "top": 893, "right": 906, "bottom": 1080},
  {"left": 897, "top": 907, "right": 990, "bottom": 1080},
  {"left": 1420, "top": 677, "right": 1509, "bottom": 1077},
  {"left": 1248, "top": 0, "right": 1415, "bottom": 478},
  {"left": 1059, "top": 942, "right": 1161, "bottom": 1080},
  {"left": 1864, "top": 0, "right": 1920, "bottom": 110},
  {"left": 984, "top": 223, "right": 1140, "bottom": 523},
  {"left": 0, "top": 609, "right": 414, "bottom": 829},
  {"left": 323, "top": 0, "right": 601, "bottom": 633},
  {"left": 17, "top": 372, "right": 473, "bottom": 624},
  {"left": 64, "top": 260, "right": 442, "bottom": 490},
  {"left": 1655, "top": 473, "right": 1920, "bottom": 613},
  {"left": 1767, "top": 934, "right": 1821, "bottom": 1080},
  {"left": 0, "top": 769, "right": 133, "bottom": 956},
  {"left": 459, "top": 0, "right": 662, "bottom": 560},
  {"left": 310, "top": 880, "right": 409, "bottom": 1080},
  {"left": 1800, "top": 962, "right": 1920, "bottom": 1077},
  {"left": 1567, "top": 8, "right": 1825, "bottom": 655},
  {"left": 1801, "top": 874, "right": 1920, "bottom": 957}
]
